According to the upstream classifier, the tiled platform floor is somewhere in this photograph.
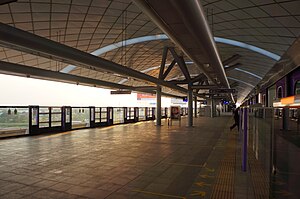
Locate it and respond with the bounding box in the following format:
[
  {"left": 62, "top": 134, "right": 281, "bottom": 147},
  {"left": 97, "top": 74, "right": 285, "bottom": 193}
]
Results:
[{"left": 0, "top": 116, "right": 255, "bottom": 199}]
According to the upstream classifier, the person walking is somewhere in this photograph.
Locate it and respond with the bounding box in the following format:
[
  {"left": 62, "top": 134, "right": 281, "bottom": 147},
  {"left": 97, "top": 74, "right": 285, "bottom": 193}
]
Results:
[{"left": 230, "top": 107, "right": 240, "bottom": 131}]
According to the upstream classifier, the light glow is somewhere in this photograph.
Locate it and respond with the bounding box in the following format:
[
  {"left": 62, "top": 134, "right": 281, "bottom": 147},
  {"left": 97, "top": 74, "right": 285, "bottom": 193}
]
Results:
[
  {"left": 234, "top": 68, "right": 262, "bottom": 79},
  {"left": 281, "top": 96, "right": 295, "bottom": 105},
  {"left": 227, "top": 77, "right": 255, "bottom": 87},
  {"left": 61, "top": 34, "right": 280, "bottom": 73},
  {"left": 214, "top": 37, "right": 281, "bottom": 61}
]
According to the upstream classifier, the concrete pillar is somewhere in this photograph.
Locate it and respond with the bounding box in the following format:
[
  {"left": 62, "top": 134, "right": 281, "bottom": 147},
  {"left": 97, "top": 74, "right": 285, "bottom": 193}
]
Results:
[
  {"left": 188, "top": 87, "right": 193, "bottom": 126},
  {"left": 156, "top": 86, "right": 162, "bottom": 126},
  {"left": 194, "top": 96, "right": 197, "bottom": 118}
]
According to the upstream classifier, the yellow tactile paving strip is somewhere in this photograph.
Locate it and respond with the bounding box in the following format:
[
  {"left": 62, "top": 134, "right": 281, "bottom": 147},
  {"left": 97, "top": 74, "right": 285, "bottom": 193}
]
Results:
[
  {"left": 210, "top": 133, "right": 236, "bottom": 199},
  {"left": 248, "top": 150, "right": 270, "bottom": 199}
]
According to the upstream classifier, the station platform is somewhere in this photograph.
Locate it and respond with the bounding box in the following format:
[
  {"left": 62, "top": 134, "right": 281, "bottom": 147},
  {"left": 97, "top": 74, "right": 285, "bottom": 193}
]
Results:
[{"left": 0, "top": 116, "right": 270, "bottom": 199}]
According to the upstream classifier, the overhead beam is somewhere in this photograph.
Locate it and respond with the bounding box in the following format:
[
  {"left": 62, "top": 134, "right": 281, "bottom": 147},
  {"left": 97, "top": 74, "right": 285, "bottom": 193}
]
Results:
[
  {"left": 162, "top": 59, "right": 176, "bottom": 80},
  {"left": 0, "top": 61, "right": 133, "bottom": 90},
  {"left": 159, "top": 47, "right": 168, "bottom": 79},
  {"left": 225, "top": 63, "right": 242, "bottom": 72},
  {"left": 169, "top": 48, "right": 191, "bottom": 81},
  {"left": 222, "top": 54, "right": 241, "bottom": 66},
  {"left": 133, "top": 0, "right": 230, "bottom": 89},
  {"left": 0, "top": 0, "right": 17, "bottom": 6},
  {"left": 168, "top": 79, "right": 189, "bottom": 85},
  {"left": 191, "top": 85, "right": 218, "bottom": 89},
  {"left": 134, "top": 86, "right": 156, "bottom": 91},
  {"left": 191, "top": 74, "right": 206, "bottom": 83},
  {"left": 0, "top": 22, "right": 188, "bottom": 94},
  {"left": 0, "top": 61, "right": 182, "bottom": 99},
  {"left": 230, "top": 82, "right": 239, "bottom": 88}
]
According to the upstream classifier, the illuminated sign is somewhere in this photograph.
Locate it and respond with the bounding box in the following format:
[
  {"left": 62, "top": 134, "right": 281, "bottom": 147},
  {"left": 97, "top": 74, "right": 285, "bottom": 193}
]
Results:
[{"left": 137, "top": 93, "right": 156, "bottom": 100}]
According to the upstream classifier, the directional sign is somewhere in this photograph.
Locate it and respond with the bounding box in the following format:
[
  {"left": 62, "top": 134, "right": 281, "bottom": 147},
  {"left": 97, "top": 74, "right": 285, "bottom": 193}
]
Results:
[
  {"left": 209, "top": 88, "right": 236, "bottom": 94},
  {"left": 110, "top": 90, "right": 131, "bottom": 94}
]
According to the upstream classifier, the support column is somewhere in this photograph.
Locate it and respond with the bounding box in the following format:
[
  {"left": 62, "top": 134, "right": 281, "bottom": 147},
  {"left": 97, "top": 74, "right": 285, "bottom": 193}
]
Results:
[
  {"left": 156, "top": 86, "right": 162, "bottom": 126},
  {"left": 188, "top": 86, "right": 193, "bottom": 126},
  {"left": 194, "top": 96, "right": 197, "bottom": 118},
  {"left": 210, "top": 97, "right": 215, "bottom": 118}
]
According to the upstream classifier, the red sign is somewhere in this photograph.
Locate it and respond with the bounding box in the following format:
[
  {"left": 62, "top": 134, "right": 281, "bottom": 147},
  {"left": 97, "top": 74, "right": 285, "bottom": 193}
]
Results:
[{"left": 137, "top": 93, "right": 156, "bottom": 100}]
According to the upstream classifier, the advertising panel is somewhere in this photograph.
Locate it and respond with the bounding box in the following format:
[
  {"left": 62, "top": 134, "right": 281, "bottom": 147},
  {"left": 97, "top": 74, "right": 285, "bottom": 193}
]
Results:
[{"left": 170, "top": 106, "right": 180, "bottom": 120}]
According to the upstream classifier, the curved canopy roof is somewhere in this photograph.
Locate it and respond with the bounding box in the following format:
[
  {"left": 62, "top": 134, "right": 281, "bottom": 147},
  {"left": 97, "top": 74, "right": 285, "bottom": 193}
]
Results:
[{"left": 0, "top": 0, "right": 299, "bottom": 103}]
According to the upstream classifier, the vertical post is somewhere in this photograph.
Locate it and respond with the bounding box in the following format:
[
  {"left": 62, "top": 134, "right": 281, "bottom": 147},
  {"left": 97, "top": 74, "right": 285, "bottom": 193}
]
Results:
[
  {"left": 156, "top": 86, "right": 162, "bottom": 126},
  {"left": 188, "top": 85, "right": 193, "bottom": 126},
  {"left": 282, "top": 107, "right": 289, "bottom": 130},
  {"left": 90, "top": 106, "right": 95, "bottom": 128},
  {"left": 242, "top": 108, "right": 248, "bottom": 172},
  {"left": 29, "top": 106, "right": 39, "bottom": 135},
  {"left": 49, "top": 107, "right": 52, "bottom": 128},
  {"left": 124, "top": 107, "right": 127, "bottom": 123},
  {"left": 194, "top": 96, "right": 197, "bottom": 118},
  {"left": 211, "top": 97, "right": 214, "bottom": 118}
]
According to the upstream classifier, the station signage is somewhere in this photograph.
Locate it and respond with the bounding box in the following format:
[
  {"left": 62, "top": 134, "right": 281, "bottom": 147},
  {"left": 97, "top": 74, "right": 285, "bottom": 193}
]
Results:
[
  {"left": 110, "top": 90, "right": 131, "bottom": 94},
  {"left": 209, "top": 88, "right": 236, "bottom": 94},
  {"left": 137, "top": 93, "right": 156, "bottom": 100}
]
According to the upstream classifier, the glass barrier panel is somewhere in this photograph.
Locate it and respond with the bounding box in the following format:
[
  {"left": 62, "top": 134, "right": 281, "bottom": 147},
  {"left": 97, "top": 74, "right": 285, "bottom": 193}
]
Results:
[
  {"left": 147, "top": 108, "right": 152, "bottom": 117},
  {"left": 39, "top": 107, "right": 50, "bottom": 128},
  {"left": 273, "top": 107, "right": 300, "bottom": 198},
  {"left": 95, "top": 107, "right": 101, "bottom": 123},
  {"left": 101, "top": 108, "right": 107, "bottom": 122},
  {"left": 51, "top": 107, "right": 61, "bottom": 127},
  {"left": 90, "top": 107, "right": 95, "bottom": 121},
  {"left": 65, "top": 107, "right": 71, "bottom": 123},
  {"left": 0, "top": 107, "right": 29, "bottom": 137},
  {"left": 161, "top": 108, "right": 165, "bottom": 117},
  {"left": 247, "top": 108, "right": 274, "bottom": 198},
  {"left": 32, "top": 107, "right": 38, "bottom": 126},
  {"left": 139, "top": 108, "right": 146, "bottom": 120},
  {"left": 127, "top": 108, "right": 134, "bottom": 120},
  {"left": 72, "top": 107, "right": 90, "bottom": 129},
  {"left": 113, "top": 108, "right": 124, "bottom": 124}
]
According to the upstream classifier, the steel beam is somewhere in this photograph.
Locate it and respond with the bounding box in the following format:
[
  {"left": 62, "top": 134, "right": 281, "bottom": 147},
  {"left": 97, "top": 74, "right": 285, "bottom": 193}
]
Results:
[
  {"left": 159, "top": 47, "right": 168, "bottom": 79},
  {"left": 0, "top": 0, "right": 17, "bottom": 6},
  {"left": 134, "top": 86, "right": 156, "bottom": 91},
  {"left": 0, "top": 22, "right": 187, "bottom": 94},
  {"left": 169, "top": 48, "right": 191, "bottom": 81},
  {"left": 133, "top": 0, "right": 234, "bottom": 102},
  {"left": 222, "top": 54, "right": 241, "bottom": 66},
  {"left": 162, "top": 59, "right": 176, "bottom": 80},
  {"left": 168, "top": 79, "right": 189, "bottom": 85},
  {"left": 0, "top": 60, "right": 134, "bottom": 90},
  {"left": 133, "top": 1, "right": 230, "bottom": 87},
  {"left": 230, "top": 82, "right": 239, "bottom": 88},
  {"left": 0, "top": 60, "right": 183, "bottom": 99},
  {"left": 225, "top": 63, "right": 242, "bottom": 72},
  {"left": 191, "top": 85, "right": 218, "bottom": 89},
  {"left": 191, "top": 74, "right": 206, "bottom": 83}
]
